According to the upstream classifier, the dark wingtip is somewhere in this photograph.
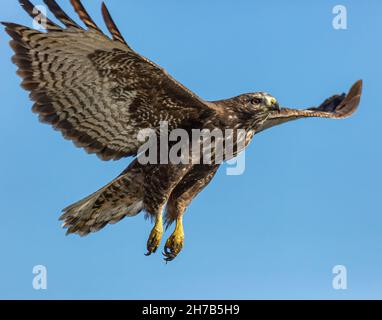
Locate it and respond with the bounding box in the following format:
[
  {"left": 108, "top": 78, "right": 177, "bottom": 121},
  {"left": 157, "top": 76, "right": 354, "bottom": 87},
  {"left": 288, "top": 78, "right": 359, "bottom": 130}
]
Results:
[
  {"left": 18, "top": 0, "right": 61, "bottom": 30},
  {"left": 349, "top": 79, "right": 363, "bottom": 98},
  {"left": 334, "top": 80, "right": 363, "bottom": 117},
  {"left": 43, "top": 0, "right": 81, "bottom": 29},
  {"left": 101, "top": 1, "right": 128, "bottom": 46},
  {"left": 1, "top": 21, "right": 17, "bottom": 32},
  {"left": 70, "top": 0, "right": 102, "bottom": 32},
  {"left": 355, "top": 79, "right": 363, "bottom": 87},
  {"left": 2, "top": 22, "right": 27, "bottom": 38},
  {"left": 101, "top": 2, "right": 111, "bottom": 21}
]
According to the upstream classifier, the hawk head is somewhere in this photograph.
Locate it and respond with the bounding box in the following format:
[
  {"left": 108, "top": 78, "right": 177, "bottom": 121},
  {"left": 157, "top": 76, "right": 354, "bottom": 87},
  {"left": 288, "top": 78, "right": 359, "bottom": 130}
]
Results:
[
  {"left": 217, "top": 92, "right": 281, "bottom": 129},
  {"left": 212, "top": 92, "right": 284, "bottom": 130},
  {"left": 243, "top": 92, "right": 281, "bottom": 112},
  {"left": 227, "top": 92, "right": 281, "bottom": 116}
]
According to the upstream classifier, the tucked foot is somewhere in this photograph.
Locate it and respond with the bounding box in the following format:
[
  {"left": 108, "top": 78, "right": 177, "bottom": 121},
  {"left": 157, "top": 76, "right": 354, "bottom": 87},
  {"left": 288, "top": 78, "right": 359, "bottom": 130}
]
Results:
[
  {"left": 145, "top": 225, "right": 163, "bottom": 256},
  {"left": 163, "top": 231, "right": 184, "bottom": 262}
]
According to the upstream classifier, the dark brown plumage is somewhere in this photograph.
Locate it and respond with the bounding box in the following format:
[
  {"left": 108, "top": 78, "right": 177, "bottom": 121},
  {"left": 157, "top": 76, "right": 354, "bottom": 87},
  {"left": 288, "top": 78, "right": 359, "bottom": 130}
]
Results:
[{"left": 3, "top": 0, "right": 362, "bottom": 261}]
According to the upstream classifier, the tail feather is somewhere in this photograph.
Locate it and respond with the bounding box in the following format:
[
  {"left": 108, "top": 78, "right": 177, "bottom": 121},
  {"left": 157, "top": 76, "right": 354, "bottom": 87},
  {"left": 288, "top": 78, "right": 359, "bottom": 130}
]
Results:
[{"left": 60, "top": 161, "right": 143, "bottom": 236}]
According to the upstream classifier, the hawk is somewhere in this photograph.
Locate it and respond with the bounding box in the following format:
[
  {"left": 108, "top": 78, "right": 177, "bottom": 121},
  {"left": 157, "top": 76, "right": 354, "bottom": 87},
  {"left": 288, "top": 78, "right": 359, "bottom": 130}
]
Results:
[{"left": 3, "top": 0, "right": 362, "bottom": 261}]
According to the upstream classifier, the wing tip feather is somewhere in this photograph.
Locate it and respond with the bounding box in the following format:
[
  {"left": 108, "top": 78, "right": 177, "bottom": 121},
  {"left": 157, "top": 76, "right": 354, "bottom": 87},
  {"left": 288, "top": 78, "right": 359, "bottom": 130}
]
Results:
[
  {"left": 101, "top": 2, "right": 128, "bottom": 45},
  {"left": 336, "top": 80, "right": 363, "bottom": 118},
  {"left": 349, "top": 79, "right": 363, "bottom": 98},
  {"left": 18, "top": 0, "right": 61, "bottom": 30},
  {"left": 70, "top": 0, "right": 102, "bottom": 32},
  {"left": 43, "top": 0, "right": 81, "bottom": 29}
]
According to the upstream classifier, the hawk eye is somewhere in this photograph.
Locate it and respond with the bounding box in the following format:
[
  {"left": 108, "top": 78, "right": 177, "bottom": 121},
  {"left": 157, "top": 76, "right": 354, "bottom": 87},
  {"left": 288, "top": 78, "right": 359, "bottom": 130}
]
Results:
[{"left": 250, "top": 97, "right": 262, "bottom": 105}]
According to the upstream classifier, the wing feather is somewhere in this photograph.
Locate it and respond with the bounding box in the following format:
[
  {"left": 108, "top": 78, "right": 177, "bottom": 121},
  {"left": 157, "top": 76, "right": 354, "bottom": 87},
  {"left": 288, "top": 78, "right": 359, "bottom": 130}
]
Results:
[
  {"left": 101, "top": 2, "right": 129, "bottom": 47},
  {"left": 257, "top": 80, "right": 362, "bottom": 133},
  {"left": 3, "top": 1, "right": 214, "bottom": 160},
  {"left": 70, "top": 0, "right": 103, "bottom": 32},
  {"left": 43, "top": 0, "right": 82, "bottom": 29},
  {"left": 19, "top": 0, "right": 61, "bottom": 30}
]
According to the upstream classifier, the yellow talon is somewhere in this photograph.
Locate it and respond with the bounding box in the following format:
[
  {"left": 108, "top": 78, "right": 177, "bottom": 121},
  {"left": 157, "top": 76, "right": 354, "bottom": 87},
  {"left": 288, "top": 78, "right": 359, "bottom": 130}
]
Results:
[
  {"left": 163, "top": 218, "right": 184, "bottom": 262},
  {"left": 145, "top": 215, "right": 163, "bottom": 256}
]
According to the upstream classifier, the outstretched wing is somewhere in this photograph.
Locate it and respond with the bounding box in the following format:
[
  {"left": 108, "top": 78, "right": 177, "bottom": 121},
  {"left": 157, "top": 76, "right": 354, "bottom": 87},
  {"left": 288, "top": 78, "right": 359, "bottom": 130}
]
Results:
[
  {"left": 3, "top": 0, "right": 214, "bottom": 160},
  {"left": 257, "top": 80, "right": 362, "bottom": 133}
]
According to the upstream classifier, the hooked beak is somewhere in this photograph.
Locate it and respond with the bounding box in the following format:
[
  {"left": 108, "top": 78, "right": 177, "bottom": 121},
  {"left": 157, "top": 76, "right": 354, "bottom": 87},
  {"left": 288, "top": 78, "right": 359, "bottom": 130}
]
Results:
[{"left": 270, "top": 102, "right": 281, "bottom": 112}]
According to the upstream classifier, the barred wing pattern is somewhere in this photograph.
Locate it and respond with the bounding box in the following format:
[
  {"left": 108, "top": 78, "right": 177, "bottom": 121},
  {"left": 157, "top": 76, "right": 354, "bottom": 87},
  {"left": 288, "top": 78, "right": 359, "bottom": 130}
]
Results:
[{"left": 3, "top": 0, "right": 213, "bottom": 160}]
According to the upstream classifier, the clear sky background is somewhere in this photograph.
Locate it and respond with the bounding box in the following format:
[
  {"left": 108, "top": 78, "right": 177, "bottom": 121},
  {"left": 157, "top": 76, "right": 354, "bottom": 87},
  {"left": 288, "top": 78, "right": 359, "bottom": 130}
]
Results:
[{"left": 0, "top": 0, "right": 381, "bottom": 299}]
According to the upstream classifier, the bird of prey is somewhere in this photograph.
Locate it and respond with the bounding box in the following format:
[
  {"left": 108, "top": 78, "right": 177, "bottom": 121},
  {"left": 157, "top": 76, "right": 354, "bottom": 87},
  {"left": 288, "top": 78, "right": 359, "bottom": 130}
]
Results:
[{"left": 3, "top": 0, "right": 362, "bottom": 261}]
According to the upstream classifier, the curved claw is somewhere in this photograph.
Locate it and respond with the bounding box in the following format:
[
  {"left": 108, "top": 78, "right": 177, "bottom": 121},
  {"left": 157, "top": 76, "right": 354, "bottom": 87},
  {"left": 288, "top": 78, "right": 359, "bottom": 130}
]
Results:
[
  {"left": 162, "top": 233, "right": 184, "bottom": 262},
  {"left": 145, "top": 226, "right": 163, "bottom": 256},
  {"left": 162, "top": 250, "right": 177, "bottom": 263}
]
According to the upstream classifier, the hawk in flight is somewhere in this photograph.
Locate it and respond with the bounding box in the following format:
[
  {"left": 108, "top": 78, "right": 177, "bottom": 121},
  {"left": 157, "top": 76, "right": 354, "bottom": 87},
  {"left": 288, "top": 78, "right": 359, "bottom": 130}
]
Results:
[{"left": 3, "top": 0, "right": 362, "bottom": 261}]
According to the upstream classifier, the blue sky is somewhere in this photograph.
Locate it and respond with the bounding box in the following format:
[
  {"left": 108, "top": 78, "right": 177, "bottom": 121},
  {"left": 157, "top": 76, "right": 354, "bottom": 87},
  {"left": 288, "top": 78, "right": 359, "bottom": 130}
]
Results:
[{"left": 0, "top": 0, "right": 381, "bottom": 299}]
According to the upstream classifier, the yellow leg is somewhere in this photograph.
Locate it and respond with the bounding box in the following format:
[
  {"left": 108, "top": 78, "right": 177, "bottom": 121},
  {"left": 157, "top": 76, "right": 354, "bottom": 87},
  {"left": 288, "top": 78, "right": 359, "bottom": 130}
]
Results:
[
  {"left": 145, "top": 214, "right": 163, "bottom": 256},
  {"left": 163, "top": 217, "right": 184, "bottom": 262}
]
